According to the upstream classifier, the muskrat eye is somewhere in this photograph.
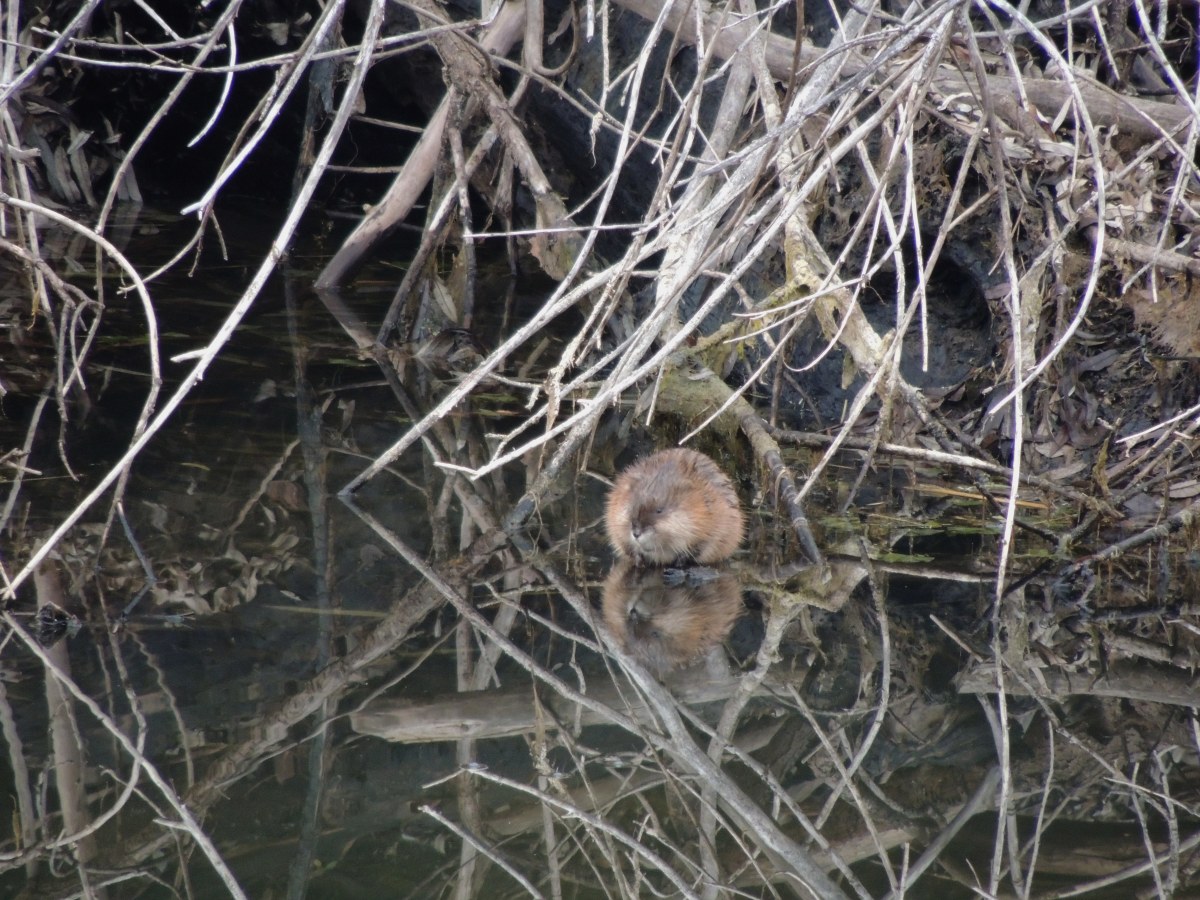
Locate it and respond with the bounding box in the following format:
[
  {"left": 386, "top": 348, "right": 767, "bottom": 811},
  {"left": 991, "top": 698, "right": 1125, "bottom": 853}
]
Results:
[{"left": 655, "top": 506, "right": 665, "bottom": 516}]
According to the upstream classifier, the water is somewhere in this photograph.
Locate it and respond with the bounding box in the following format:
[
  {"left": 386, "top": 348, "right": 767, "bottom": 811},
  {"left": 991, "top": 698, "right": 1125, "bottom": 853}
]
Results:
[{"left": 0, "top": 205, "right": 1196, "bottom": 899}]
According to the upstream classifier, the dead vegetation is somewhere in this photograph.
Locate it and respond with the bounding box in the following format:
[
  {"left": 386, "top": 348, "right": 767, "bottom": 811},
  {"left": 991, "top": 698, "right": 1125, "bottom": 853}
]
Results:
[{"left": 2, "top": 0, "right": 1200, "bottom": 896}]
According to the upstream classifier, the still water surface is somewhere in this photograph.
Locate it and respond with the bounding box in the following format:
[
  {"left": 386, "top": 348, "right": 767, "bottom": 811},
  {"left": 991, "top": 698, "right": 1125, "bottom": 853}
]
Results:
[{"left": 0, "top": 206, "right": 1194, "bottom": 899}]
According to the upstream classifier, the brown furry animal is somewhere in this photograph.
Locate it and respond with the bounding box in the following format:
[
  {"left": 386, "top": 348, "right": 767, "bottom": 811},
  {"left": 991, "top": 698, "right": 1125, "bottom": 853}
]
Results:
[{"left": 605, "top": 448, "right": 744, "bottom": 565}]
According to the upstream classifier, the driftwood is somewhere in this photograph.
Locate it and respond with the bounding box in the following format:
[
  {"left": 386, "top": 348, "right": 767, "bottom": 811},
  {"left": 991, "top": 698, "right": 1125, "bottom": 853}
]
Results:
[
  {"left": 315, "top": 0, "right": 1189, "bottom": 291},
  {"left": 958, "top": 658, "right": 1200, "bottom": 706},
  {"left": 351, "top": 662, "right": 792, "bottom": 743},
  {"left": 619, "top": 0, "right": 1191, "bottom": 141},
  {"left": 315, "top": 4, "right": 528, "bottom": 289}
]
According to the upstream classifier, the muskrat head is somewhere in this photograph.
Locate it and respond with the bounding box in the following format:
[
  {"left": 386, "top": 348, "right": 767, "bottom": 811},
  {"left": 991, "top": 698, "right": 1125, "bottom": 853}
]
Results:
[{"left": 626, "top": 479, "right": 703, "bottom": 564}]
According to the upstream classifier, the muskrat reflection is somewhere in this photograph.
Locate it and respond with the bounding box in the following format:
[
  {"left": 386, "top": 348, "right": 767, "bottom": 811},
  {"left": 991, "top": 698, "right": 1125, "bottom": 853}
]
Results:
[{"left": 601, "top": 559, "right": 743, "bottom": 673}]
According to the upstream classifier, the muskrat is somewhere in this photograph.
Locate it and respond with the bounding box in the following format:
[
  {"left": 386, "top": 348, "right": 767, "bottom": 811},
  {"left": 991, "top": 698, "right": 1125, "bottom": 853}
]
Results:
[
  {"left": 605, "top": 448, "right": 745, "bottom": 565},
  {"left": 601, "top": 559, "right": 743, "bottom": 672}
]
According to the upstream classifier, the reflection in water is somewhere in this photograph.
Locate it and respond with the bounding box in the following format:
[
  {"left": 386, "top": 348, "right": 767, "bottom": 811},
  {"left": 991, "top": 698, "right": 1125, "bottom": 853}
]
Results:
[{"left": 601, "top": 560, "right": 743, "bottom": 673}]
